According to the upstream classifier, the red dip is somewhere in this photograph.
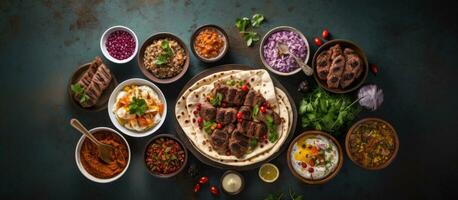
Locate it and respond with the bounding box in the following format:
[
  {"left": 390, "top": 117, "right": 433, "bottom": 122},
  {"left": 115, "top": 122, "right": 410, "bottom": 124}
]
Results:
[
  {"left": 145, "top": 137, "right": 186, "bottom": 175},
  {"left": 105, "top": 30, "right": 136, "bottom": 60}
]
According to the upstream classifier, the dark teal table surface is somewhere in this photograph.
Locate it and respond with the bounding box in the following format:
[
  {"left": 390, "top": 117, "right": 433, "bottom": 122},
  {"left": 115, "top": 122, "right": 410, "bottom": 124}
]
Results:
[{"left": 1, "top": 0, "right": 457, "bottom": 199}]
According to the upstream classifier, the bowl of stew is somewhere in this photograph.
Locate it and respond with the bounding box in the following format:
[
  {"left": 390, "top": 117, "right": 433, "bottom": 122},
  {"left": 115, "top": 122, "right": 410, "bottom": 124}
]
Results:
[
  {"left": 345, "top": 118, "right": 399, "bottom": 170},
  {"left": 144, "top": 134, "right": 188, "bottom": 178},
  {"left": 190, "top": 24, "right": 229, "bottom": 62}
]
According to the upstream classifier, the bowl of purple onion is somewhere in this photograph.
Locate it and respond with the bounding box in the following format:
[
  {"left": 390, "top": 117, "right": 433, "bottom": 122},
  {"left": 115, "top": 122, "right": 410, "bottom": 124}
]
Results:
[
  {"left": 260, "top": 26, "right": 310, "bottom": 76},
  {"left": 100, "top": 25, "right": 138, "bottom": 64}
]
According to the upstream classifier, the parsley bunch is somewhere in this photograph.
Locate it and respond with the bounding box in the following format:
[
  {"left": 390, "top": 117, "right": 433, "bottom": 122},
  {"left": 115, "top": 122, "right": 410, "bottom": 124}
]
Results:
[
  {"left": 235, "top": 13, "right": 265, "bottom": 46},
  {"left": 299, "top": 88, "right": 361, "bottom": 135}
]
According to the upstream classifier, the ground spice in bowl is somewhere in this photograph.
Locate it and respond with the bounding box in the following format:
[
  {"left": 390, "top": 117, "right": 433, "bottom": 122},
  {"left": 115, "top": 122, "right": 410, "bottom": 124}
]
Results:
[{"left": 80, "top": 131, "right": 129, "bottom": 179}]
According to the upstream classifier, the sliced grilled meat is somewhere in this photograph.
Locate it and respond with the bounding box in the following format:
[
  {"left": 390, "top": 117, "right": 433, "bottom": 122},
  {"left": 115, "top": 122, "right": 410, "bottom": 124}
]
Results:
[
  {"left": 330, "top": 44, "right": 343, "bottom": 60},
  {"left": 243, "top": 90, "right": 256, "bottom": 106},
  {"left": 316, "top": 50, "right": 332, "bottom": 80},
  {"left": 255, "top": 109, "right": 282, "bottom": 125},
  {"left": 238, "top": 106, "right": 252, "bottom": 120},
  {"left": 236, "top": 120, "right": 267, "bottom": 138},
  {"left": 215, "top": 108, "right": 237, "bottom": 125},
  {"left": 253, "top": 93, "right": 266, "bottom": 107},
  {"left": 229, "top": 130, "right": 249, "bottom": 158},
  {"left": 233, "top": 89, "right": 248, "bottom": 106},
  {"left": 213, "top": 82, "right": 228, "bottom": 101},
  {"left": 199, "top": 102, "right": 216, "bottom": 121},
  {"left": 326, "top": 55, "right": 345, "bottom": 89},
  {"left": 340, "top": 49, "right": 363, "bottom": 88},
  {"left": 74, "top": 57, "right": 112, "bottom": 108},
  {"left": 224, "top": 88, "right": 238, "bottom": 105},
  {"left": 210, "top": 124, "right": 235, "bottom": 154}
]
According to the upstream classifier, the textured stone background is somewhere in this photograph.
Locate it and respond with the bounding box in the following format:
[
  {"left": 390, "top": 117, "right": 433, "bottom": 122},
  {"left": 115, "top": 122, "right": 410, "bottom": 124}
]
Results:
[{"left": 0, "top": 0, "right": 457, "bottom": 199}]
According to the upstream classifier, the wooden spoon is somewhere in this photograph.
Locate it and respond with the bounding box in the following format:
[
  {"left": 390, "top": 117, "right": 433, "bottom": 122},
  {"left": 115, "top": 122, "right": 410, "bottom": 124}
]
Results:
[
  {"left": 277, "top": 42, "right": 313, "bottom": 76},
  {"left": 70, "top": 118, "right": 114, "bottom": 164}
]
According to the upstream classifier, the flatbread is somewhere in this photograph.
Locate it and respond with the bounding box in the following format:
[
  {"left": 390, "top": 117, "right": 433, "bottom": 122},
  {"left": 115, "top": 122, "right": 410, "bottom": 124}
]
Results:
[{"left": 175, "top": 69, "right": 293, "bottom": 166}]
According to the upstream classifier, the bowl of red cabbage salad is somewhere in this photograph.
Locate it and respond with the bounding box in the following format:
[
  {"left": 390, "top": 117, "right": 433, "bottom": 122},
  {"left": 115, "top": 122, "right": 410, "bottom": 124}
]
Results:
[{"left": 260, "top": 26, "right": 310, "bottom": 76}]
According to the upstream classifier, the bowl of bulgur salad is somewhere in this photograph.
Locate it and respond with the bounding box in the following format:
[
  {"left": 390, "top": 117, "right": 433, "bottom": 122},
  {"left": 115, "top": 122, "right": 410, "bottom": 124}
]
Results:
[{"left": 138, "top": 33, "right": 190, "bottom": 84}]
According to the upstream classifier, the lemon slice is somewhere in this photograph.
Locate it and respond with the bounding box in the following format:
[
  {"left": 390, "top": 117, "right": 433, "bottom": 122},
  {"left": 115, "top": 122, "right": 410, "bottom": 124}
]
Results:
[{"left": 258, "top": 163, "right": 279, "bottom": 183}]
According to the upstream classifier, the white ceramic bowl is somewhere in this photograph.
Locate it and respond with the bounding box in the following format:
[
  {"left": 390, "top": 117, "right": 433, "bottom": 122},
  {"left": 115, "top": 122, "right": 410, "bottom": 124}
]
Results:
[
  {"left": 259, "top": 26, "right": 310, "bottom": 76},
  {"left": 108, "top": 78, "right": 167, "bottom": 137},
  {"left": 100, "top": 25, "right": 138, "bottom": 64},
  {"left": 75, "top": 127, "right": 131, "bottom": 183}
]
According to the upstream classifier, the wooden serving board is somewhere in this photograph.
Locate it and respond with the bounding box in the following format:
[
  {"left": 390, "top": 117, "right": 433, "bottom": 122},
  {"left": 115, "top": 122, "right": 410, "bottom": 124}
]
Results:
[{"left": 174, "top": 64, "right": 297, "bottom": 171}]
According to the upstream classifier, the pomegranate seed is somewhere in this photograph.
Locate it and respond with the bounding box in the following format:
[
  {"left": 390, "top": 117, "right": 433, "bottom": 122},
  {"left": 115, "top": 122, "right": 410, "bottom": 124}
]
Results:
[
  {"left": 193, "top": 183, "right": 201, "bottom": 193},
  {"left": 193, "top": 110, "right": 198, "bottom": 115},
  {"left": 322, "top": 29, "right": 330, "bottom": 39},
  {"left": 260, "top": 106, "right": 267, "bottom": 113},
  {"left": 236, "top": 112, "right": 243, "bottom": 119},
  {"left": 308, "top": 167, "right": 314, "bottom": 173},
  {"left": 210, "top": 186, "right": 219, "bottom": 196},
  {"left": 216, "top": 123, "right": 222, "bottom": 129},
  {"left": 196, "top": 103, "right": 202, "bottom": 110},
  {"left": 241, "top": 84, "right": 249, "bottom": 92},
  {"left": 197, "top": 117, "right": 203, "bottom": 124},
  {"left": 301, "top": 162, "right": 307, "bottom": 168},
  {"left": 370, "top": 64, "right": 379, "bottom": 75},
  {"left": 199, "top": 176, "right": 209, "bottom": 184},
  {"left": 314, "top": 37, "right": 323, "bottom": 46}
]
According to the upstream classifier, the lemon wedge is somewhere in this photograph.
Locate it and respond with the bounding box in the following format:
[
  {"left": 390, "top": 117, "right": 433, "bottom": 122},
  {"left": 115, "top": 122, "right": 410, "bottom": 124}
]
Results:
[{"left": 258, "top": 163, "right": 279, "bottom": 183}]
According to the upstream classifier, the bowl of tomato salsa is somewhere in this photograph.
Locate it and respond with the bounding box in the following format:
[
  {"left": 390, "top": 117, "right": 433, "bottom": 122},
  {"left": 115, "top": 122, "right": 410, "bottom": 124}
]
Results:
[{"left": 144, "top": 134, "right": 188, "bottom": 178}]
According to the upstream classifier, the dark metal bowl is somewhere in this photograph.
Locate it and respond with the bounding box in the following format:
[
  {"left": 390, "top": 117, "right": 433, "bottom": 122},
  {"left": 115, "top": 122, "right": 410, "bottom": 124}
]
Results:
[
  {"left": 143, "top": 133, "right": 188, "bottom": 178},
  {"left": 312, "top": 39, "right": 369, "bottom": 93},
  {"left": 137, "top": 32, "right": 190, "bottom": 84},
  {"left": 190, "top": 24, "right": 229, "bottom": 63}
]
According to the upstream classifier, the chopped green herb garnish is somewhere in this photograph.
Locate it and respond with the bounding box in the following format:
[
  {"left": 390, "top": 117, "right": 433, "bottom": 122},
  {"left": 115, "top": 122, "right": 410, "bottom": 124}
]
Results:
[
  {"left": 252, "top": 105, "right": 259, "bottom": 119},
  {"left": 210, "top": 92, "right": 223, "bottom": 106},
  {"left": 226, "top": 80, "right": 236, "bottom": 86},
  {"left": 154, "top": 39, "right": 174, "bottom": 65},
  {"left": 128, "top": 97, "right": 147, "bottom": 116},
  {"left": 203, "top": 120, "right": 216, "bottom": 134},
  {"left": 251, "top": 14, "right": 265, "bottom": 27},
  {"left": 264, "top": 115, "right": 278, "bottom": 142},
  {"left": 250, "top": 138, "right": 258, "bottom": 148},
  {"left": 235, "top": 17, "right": 250, "bottom": 32},
  {"left": 235, "top": 13, "right": 265, "bottom": 46},
  {"left": 71, "top": 83, "right": 90, "bottom": 103}
]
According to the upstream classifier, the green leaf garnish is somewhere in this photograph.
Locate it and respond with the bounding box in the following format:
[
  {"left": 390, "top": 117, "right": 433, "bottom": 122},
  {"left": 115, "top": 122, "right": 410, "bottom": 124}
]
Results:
[
  {"left": 154, "top": 39, "right": 174, "bottom": 65},
  {"left": 203, "top": 120, "right": 216, "bottom": 134},
  {"left": 226, "top": 80, "right": 236, "bottom": 86},
  {"left": 264, "top": 115, "right": 278, "bottom": 143},
  {"left": 235, "top": 17, "right": 250, "bottom": 32},
  {"left": 252, "top": 105, "right": 259, "bottom": 119},
  {"left": 210, "top": 92, "right": 223, "bottom": 106},
  {"left": 128, "top": 97, "right": 147, "bottom": 116},
  {"left": 71, "top": 83, "right": 90, "bottom": 103},
  {"left": 251, "top": 14, "right": 265, "bottom": 27}
]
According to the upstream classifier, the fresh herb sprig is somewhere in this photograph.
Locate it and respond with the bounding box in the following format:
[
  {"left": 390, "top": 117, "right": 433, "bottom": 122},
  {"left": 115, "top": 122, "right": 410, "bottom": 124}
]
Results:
[
  {"left": 299, "top": 88, "right": 361, "bottom": 135},
  {"left": 71, "top": 83, "right": 90, "bottom": 103},
  {"left": 210, "top": 93, "right": 223, "bottom": 106},
  {"left": 203, "top": 120, "right": 217, "bottom": 134},
  {"left": 154, "top": 39, "right": 174, "bottom": 65},
  {"left": 235, "top": 13, "right": 265, "bottom": 46},
  {"left": 265, "top": 187, "right": 303, "bottom": 200},
  {"left": 265, "top": 115, "right": 278, "bottom": 142},
  {"left": 128, "top": 97, "right": 148, "bottom": 116}
]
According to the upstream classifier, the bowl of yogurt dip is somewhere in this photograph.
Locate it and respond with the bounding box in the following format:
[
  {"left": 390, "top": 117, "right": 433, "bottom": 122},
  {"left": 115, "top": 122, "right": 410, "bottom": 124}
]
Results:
[{"left": 287, "top": 130, "right": 343, "bottom": 184}]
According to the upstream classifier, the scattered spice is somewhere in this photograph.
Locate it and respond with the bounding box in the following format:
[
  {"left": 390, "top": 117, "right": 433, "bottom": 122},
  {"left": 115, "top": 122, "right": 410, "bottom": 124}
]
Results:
[
  {"left": 105, "top": 30, "right": 136, "bottom": 60},
  {"left": 80, "top": 131, "right": 128, "bottom": 179},
  {"left": 194, "top": 28, "right": 225, "bottom": 59}
]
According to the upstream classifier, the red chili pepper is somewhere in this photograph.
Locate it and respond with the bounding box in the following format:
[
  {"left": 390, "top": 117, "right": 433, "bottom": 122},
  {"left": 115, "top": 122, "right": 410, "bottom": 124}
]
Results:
[
  {"left": 210, "top": 186, "right": 219, "bottom": 196},
  {"left": 194, "top": 183, "right": 201, "bottom": 193},
  {"left": 197, "top": 117, "right": 203, "bottom": 124},
  {"left": 370, "top": 64, "right": 379, "bottom": 75},
  {"left": 260, "top": 106, "right": 267, "bottom": 113},
  {"left": 199, "top": 176, "right": 209, "bottom": 184},
  {"left": 216, "top": 123, "right": 222, "bottom": 129},
  {"left": 241, "top": 84, "right": 249, "bottom": 92},
  {"left": 314, "top": 37, "right": 323, "bottom": 46},
  {"left": 322, "top": 29, "right": 330, "bottom": 39},
  {"left": 236, "top": 112, "right": 243, "bottom": 119}
]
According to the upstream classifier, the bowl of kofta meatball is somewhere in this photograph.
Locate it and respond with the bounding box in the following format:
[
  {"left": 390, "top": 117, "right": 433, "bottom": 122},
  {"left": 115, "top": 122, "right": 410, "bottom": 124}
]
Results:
[{"left": 312, "top": 39, "right": 369, "bottom": 93}]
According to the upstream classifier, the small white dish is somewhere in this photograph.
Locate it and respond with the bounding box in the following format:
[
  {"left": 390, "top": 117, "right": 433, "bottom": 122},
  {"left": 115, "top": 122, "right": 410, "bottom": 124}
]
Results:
[
  {"left": 108, "top": 78, "right": 167, "bottom": 138},
  {"left": 75, "top": 127, "right": 131, "bottom": 183},
  {"left": 259, "top": 26, "right": 310, "bottom": 76},
  {"left": 100, "top": 25, "right": 138, "bottom": 64}
]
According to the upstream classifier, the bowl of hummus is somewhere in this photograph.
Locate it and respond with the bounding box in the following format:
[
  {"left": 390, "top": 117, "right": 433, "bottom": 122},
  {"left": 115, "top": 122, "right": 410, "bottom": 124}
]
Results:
[
  {"left": 287, "top": 130, "right": 343, "bottom": 184},
  {"left": 108, "top": 78, "right": 167, "bottom": 137}
]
